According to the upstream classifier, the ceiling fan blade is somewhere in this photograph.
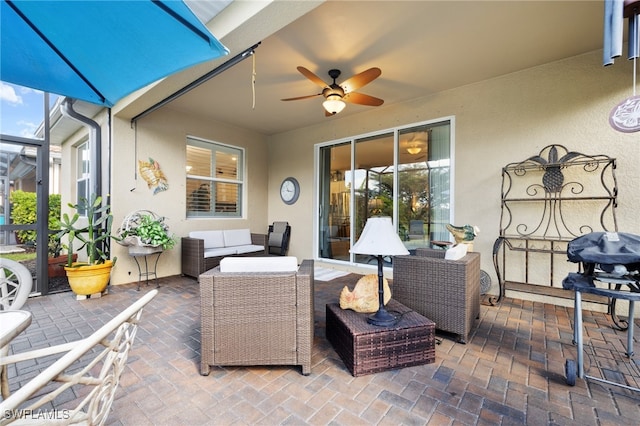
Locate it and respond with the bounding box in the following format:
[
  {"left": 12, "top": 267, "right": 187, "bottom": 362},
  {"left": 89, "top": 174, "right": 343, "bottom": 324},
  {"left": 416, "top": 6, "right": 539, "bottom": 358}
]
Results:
[
  {"left": 281, "top": 93, "right": 323, "bottom": 101},
  {"left": 340, "top": 68, "right": 381, "bottom": 93},
  {"left": 297, "top": 66, "right": 329, "bottom": 88},
  {"left": 343, "top": 92, "right": 384, "bottom": 106}
]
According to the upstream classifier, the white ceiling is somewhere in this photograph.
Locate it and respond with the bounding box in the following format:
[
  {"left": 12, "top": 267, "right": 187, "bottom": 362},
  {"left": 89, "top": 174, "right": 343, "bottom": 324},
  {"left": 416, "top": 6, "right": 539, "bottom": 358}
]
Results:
[{"left": 162, "top": 1, "right": 608, "bottom": 136}]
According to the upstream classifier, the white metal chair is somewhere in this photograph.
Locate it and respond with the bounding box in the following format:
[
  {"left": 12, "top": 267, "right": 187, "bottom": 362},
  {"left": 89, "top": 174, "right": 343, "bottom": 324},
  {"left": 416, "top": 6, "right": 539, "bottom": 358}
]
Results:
[
  {"left": 0, "top": 258, "right": 32, "bottom": 311},
  {"left": 0, "top": 289, "right": 157, "bottom": 425},
  {"left": 0, "top": 258, "right": 33, "bottom": 399}
]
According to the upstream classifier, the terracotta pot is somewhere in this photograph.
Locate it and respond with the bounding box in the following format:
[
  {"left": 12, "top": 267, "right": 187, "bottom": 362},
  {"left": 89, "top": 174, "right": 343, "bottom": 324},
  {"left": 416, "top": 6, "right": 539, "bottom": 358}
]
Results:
[
  {"left": 64, "top": 260, "right": 113, "bottom": 296},
  {"left": 48, "top": 254, "right": 77, "bottom": 278}
]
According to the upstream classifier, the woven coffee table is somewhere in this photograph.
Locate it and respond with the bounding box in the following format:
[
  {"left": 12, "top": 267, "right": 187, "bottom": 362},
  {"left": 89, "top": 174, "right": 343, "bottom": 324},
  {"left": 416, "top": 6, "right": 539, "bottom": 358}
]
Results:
[{"left": 326, "top": 299, "right": 435, "bottom": 376}]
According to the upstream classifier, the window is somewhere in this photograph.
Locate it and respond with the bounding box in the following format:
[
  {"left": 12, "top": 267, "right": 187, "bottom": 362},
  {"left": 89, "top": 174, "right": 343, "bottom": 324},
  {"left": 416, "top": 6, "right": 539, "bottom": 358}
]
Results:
[
  {"left": 318, "top": 119, "right": 452, "bottom": 264},
  {"left": 76, "top": 142, "right": 90, "bottom": 216},
  {"left": 186, "top": 137, "right": 244, "bottom": 218}
]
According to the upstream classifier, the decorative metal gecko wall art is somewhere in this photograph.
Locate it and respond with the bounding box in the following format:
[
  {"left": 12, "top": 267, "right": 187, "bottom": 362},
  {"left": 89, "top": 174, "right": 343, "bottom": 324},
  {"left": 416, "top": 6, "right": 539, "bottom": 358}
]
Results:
[{"left": 138, "top": 158, "right": 168, "bottom": 195}]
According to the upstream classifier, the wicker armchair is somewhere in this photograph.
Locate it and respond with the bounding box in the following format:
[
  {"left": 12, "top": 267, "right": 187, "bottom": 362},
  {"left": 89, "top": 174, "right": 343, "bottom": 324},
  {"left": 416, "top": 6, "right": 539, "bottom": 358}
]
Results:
[
  {"left": 199, "top": 259, "right": 314, "bottom": 375},
  {"left": 393, "top": 248, "right": 480, "bottom": 343}
]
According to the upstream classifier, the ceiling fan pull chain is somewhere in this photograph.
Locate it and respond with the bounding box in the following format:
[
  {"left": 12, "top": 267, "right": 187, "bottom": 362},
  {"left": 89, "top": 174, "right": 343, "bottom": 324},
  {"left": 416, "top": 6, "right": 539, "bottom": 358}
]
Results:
[{"left": 252, "top": 52, "right": 256, "bottom": 109}]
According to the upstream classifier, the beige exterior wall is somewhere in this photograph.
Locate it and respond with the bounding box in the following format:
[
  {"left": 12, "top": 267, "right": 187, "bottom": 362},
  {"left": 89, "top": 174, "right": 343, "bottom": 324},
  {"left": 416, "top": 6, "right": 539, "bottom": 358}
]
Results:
[
  {"left": 107, "top": 108, "right": 268, "bottom": 285},
  {"left": 267, "top": 49, "right": 640, "bottom": 301}
]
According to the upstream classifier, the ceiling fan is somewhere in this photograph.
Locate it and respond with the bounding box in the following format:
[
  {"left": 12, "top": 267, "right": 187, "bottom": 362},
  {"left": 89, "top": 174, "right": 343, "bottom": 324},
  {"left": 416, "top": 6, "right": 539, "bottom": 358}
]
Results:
[{"left": 281, "top": 66, "right": 384, "bottom": 116}]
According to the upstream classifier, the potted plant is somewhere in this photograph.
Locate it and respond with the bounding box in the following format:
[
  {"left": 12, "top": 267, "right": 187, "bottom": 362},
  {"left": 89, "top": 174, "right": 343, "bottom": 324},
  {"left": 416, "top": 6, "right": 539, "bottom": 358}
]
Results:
[
  {"left": 56, "top": 194, "right": 117, "bottom": 296},
  {"left": 116, "top": 210, "right": 176, "bottom": 255},
  {"left": 47, "top": 235, "right": 77, "bottom": 278}
]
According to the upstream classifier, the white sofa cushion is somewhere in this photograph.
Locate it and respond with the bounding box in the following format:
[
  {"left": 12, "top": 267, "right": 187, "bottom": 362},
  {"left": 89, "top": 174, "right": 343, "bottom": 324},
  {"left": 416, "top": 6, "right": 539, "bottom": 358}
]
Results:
[
  {"left": 219, "top": 256, "right": 298, "bottom": 272},
  {"left": 189, "top": 230, "right": 224, "bottom": 249},
  {"left": 234, "top": 244, "right": 265, "bottom": 255},
  {"left": 203, "top": 247, "right": 237, "bottom": 258},
  {"left": 223, "top": 229, "right": 252, "bottom": 247}
]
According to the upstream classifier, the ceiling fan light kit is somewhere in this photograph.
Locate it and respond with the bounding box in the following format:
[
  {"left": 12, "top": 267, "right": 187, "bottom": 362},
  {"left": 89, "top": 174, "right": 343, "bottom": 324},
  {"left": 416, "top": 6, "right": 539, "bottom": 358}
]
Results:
[
  {"left": 323, "top": 95, "right": 346, "bottom": 114},
  {"left": 282, "top": 66, "right": 383, "bottom": 116}
]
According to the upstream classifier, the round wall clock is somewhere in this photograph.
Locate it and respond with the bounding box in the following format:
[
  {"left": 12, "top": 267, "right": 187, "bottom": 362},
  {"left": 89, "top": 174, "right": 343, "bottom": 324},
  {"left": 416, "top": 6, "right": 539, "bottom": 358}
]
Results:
[{"left": 280, "top": 177, "right": 300, "bottom": 205}]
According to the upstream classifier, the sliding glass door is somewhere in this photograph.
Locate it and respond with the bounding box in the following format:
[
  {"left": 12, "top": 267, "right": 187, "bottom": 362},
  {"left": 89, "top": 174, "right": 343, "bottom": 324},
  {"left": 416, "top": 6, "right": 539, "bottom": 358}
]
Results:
[
  {"left": 319, "top": 143, "right": 351, "bottom": 260},
  {"left": 318, "top": 119, "right": 451, "bottom": 264},
  {"left": 352, "top": 133, "right": 394, "bottom": 265}
]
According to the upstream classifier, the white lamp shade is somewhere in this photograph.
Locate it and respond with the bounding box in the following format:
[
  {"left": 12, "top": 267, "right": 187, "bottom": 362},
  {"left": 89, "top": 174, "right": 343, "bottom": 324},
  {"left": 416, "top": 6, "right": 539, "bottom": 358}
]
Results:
[
  {"left": 323, "top": 96, "right": 346, "bottom": 114},
  {"left": 350, "top": 217, "right": 409, "bottom": 256}
]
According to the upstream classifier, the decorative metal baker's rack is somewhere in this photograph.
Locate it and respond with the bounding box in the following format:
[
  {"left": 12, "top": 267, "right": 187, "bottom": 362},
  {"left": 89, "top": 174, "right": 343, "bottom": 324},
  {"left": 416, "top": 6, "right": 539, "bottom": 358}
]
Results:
[{"left": 492, "top": 144, "right": 618, "bottom": 303}]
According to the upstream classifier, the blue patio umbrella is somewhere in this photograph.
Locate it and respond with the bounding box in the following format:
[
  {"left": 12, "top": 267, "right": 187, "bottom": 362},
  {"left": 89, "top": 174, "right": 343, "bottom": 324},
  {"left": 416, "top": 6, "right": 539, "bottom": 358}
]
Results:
[{"left": 0, "top": 0, "right": 229, "bottom": 107}]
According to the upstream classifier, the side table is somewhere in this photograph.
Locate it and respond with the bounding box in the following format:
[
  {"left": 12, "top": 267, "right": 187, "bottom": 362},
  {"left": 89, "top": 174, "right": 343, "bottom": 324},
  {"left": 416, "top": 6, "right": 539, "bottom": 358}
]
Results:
[
  {"left": 326, "top": 300, "right": 435, "bottom": 376},
  {"left": 128, "top": 247, "right": 163, "bottom": 290}
]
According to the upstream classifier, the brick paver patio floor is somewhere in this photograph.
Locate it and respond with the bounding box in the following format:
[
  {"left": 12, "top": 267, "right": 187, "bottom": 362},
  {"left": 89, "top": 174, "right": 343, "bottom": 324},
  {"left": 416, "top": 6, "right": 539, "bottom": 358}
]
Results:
[{"left": 4, "top": 273, "right": 640, "bottom": 425}]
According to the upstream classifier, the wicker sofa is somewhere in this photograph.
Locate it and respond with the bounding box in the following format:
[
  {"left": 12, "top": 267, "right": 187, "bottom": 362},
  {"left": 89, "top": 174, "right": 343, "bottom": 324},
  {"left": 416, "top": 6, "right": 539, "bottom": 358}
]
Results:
[
  {"left": 199, "top": 257, "right": 314, "bottom": 375},
  {"left": 393, "top": 248, "right": 481, "bottom": 343},
  {"left": 181, "top": 229, "right": 267, "bottom": 278}
]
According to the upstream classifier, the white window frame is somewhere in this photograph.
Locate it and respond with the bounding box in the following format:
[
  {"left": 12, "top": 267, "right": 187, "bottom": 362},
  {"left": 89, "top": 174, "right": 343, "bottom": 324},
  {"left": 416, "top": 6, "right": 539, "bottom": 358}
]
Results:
[
  {"left": 186, "top": 136, "right": 245, "bottom": 218},
  {"left": 76, "top": 141, "right": 90, "bottom": 216}
]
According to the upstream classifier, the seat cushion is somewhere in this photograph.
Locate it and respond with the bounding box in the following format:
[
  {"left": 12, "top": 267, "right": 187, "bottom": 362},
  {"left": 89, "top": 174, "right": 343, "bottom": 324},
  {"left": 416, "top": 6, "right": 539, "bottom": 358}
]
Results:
[
  {"left": 234, "top": 244, "right": 265, "bottom": 255},
  {"left": 219, "top": 256, "right": 298, "bottom": 272},
  {"left": 223, "top": 229, "right": 252, "bottom": 247},
  {"left": 269, "top": 232, "right": 284, "bottom": 247},
  {"left": 203, "top": 247, "right": 237, "bottom": 258},
  {"left": 189, "top": 230, "right": 224, "bottom": 249},
  {"left": 272, "top": 221, "right": 288, "bottom": 233}
]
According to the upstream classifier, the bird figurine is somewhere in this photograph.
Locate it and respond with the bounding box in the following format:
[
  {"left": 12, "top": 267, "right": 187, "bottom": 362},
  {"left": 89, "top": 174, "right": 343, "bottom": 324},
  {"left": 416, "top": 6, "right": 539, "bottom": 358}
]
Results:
[{"left": 446, "top": 224, "right": 480, "bottom": 251}]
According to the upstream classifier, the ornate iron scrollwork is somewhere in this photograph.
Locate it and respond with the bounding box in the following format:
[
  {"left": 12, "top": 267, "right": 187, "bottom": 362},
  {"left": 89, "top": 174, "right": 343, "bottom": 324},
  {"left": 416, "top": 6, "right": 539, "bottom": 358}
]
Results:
[{"left": 493, "top": 144, "right": 618, "bottom": 303}]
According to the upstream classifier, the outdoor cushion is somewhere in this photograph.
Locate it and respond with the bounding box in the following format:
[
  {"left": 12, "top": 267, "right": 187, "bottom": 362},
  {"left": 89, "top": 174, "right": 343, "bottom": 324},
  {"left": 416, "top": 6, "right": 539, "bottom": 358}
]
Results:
[
  {"left": 269, "top": 221, "right": 288, "bottom": 247},
  {"left": 189, "top": 230, "right": 224, "bottom": 249},
  {"left": 203, "top": 247, "right": 238, "bottom": 258},
  {"left": 235, "top": 244, "right": 266, "bottom": 255},
  {"left": 223, "top": 229, "right": 252, "bottom": 247},
  {"left": 219, "top": 256, "right": 298, "bottom": 272}
]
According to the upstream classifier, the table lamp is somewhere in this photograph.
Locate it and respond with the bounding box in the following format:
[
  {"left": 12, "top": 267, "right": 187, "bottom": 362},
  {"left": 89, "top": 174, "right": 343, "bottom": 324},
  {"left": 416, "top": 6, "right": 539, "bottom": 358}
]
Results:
[{"left": 350, "top": 217, "right": 409, "bottom": 326}]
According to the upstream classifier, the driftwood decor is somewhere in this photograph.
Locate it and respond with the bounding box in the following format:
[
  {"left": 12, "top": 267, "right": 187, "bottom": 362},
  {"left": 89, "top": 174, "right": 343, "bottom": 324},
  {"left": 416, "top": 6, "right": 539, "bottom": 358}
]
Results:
[{"left": 493, "top": 144, "right": 618, "bottom": 303}]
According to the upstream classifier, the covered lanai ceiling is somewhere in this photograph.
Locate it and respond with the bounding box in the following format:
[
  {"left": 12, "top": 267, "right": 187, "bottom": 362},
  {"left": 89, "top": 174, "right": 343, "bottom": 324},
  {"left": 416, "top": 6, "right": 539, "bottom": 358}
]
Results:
[
  {"left": 162, "top": 1, "right": 608, "bottom": 136},
  {"left": 56, "top": 1, "right": 610, "bottom": 139}
]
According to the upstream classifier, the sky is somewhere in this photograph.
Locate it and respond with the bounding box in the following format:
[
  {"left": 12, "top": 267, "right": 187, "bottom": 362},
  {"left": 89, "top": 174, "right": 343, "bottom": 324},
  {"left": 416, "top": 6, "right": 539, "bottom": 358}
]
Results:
[{"left": 0, "top": 81, "right": 58, "bottom": 139}]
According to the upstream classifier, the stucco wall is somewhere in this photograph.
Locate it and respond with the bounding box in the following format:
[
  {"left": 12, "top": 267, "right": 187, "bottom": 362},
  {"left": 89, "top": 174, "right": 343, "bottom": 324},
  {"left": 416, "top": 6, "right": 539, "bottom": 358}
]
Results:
[
  {"left": 267, "top": 50, "right": 640, "bottom": 298},
  {"left": 109, "top": 107, "right": 269, "bottom": 285}
]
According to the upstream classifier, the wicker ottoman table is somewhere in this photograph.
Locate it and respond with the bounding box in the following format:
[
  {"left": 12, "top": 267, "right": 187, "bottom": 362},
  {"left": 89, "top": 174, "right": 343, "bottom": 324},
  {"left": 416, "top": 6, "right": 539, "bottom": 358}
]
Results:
[{"left": 326, "top": 300, "right": 436, "bottom": 377}]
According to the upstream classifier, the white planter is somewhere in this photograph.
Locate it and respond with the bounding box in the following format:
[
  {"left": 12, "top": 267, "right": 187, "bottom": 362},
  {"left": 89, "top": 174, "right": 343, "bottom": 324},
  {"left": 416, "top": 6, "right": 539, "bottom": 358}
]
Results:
[{"left": 118, "top": 236, "right": 163, "bottom": 256}]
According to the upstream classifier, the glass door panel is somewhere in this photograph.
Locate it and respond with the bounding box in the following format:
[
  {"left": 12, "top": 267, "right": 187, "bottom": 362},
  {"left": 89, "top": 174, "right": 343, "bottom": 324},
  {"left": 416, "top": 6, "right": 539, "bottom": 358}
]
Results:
[
  {"left": 0, "top": 141, "right": 38, "bottom": 294},
  {"left": 398, "top": 126, "right": 430, "bottom": 248},
  {"left": 398, "top": 122, "right": 451, "bottom": 248},
  {"left": 353, "top": 133, "right": 394, "bottom": 265},
  {"left": 319, "top": 143, "right": 351, "bottom": 261}
]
